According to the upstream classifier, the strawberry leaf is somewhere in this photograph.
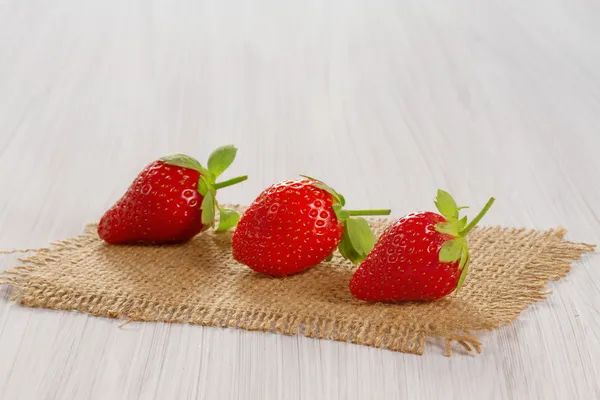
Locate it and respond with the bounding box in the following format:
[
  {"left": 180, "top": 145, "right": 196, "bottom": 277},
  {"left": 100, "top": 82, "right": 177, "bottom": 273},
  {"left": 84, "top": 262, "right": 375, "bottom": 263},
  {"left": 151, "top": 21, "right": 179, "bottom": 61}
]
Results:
[
  {"left": 338, "top": 218, "right": 376, "bottom": 264},
  {"left": 161, "top": 154, "right": 204, "bottom": 173},
  {"left": 198, "top": 176, "right": 211, "bottom": 196},
  {"left": 435, "top": 221, "right": 459, "bottom": 236},
  {"left": 338, "top": 229, "right": 363, "bottom": 264},
  {"left": 312, "top": 182, "right": 344, "bottom": 205},
  {"left": 432, "top": 192, "right": 495, "bottom": 294},
  {"left": 439, "top": 238, "right": 463, "bottom": 262},
  {"left": 207, "top": 145, "right": 238, "bottom": 178},
  {"left": 458, "top": 242, "right": 469, "bottom": 270},
  {"left": 203, "top": 169, "right": 217, "bottom": 183},
  {"left": 346, "top": 217, "right": 376, "bottom": 258},
  {"left": 216, "top": 207, "right": 240, "bottom": 231},
  {"left": 299, "top": 174, "right": 321, "bottom": 181},
  {"left": 456, "top": 253, "right": 470, "bottom": 291},
  {"left": 435, "top": 189, "right": 458, "bottom": 221},
  {"left": 455, "top": 239, "right": 471, "bottom": 291},
  {"left": 458, "top": 216, "right": 468, "bottom": 231},
  {"left": 325, "top": 254, "right": 334, "bottom": 262},
  {"left": 201, "top": 191, "right": 216, "bottom": 225},
  {"left": 332, "top": 204, "right": 350, "bottom": 221},
  {"left": 299, "top": 175, "right": 345, "bottom": 206}
]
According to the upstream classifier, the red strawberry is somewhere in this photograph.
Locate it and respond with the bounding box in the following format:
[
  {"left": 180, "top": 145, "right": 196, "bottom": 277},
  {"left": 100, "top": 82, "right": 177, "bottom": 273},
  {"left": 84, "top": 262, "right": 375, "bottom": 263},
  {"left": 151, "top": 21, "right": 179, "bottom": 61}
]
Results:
[
  {"left": 232, "top": 177, "right": 391, "bottom": 276},
  {"left": 98, "top": 145, "right": 247, "bottom": 244},
  {"left": 350, "top": 190, "right": 495, "bottom": 301}
]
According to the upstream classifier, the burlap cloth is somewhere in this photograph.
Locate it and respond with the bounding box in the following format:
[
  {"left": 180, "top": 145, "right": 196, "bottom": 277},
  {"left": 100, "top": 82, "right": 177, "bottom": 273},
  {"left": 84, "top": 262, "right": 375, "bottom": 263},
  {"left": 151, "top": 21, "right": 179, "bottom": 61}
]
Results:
[{"left": 0, "top": 206, "right": 594, "bottom": 355}]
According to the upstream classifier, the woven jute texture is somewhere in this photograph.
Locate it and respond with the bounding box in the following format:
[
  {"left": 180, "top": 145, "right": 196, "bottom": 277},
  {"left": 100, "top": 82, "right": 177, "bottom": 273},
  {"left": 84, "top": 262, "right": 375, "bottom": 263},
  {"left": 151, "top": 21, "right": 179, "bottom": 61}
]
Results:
[{"left": 0, "top": 207, "right": 594, "bottom": 355}]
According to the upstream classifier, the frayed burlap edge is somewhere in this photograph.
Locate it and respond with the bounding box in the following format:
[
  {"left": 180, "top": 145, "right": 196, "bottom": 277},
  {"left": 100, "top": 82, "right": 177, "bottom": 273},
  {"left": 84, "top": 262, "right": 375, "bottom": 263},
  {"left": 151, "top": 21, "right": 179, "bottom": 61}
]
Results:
[{"left": 0, "top": 223, "right": 595, "bottom": 356}]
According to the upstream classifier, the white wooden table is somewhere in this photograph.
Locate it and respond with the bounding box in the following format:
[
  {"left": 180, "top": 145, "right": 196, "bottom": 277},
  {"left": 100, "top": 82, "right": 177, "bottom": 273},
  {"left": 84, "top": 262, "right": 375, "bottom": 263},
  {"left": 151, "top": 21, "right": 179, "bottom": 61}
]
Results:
[{"left": 1, "top": 0, "right": 599, "bottom": 398}]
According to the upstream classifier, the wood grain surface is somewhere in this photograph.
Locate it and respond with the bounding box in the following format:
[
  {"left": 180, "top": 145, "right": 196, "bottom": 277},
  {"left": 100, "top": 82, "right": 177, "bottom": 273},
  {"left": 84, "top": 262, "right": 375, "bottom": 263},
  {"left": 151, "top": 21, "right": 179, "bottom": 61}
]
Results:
[{"left": 1, "top": 0, "right": 599, "bottom": 398}]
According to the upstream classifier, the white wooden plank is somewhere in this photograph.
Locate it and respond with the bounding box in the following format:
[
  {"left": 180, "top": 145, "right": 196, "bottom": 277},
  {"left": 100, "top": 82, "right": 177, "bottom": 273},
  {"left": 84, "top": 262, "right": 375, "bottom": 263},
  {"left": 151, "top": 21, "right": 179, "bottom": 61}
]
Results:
[{"left": 1, "top": 0, "right": 599, "bottom": 398}]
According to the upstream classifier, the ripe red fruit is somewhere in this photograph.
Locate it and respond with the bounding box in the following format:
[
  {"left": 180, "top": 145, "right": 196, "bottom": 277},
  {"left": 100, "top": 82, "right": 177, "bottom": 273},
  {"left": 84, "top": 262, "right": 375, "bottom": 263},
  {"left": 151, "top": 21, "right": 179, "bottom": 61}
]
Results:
[
  {"left": 98, "top": 145, "right": 247, "bottom": 244},
  {"left": 232, "top": 177, "right": 391, "bottom": 276},
  {"left": 350, "top": 190, "right": 495, "bottom": 302}
]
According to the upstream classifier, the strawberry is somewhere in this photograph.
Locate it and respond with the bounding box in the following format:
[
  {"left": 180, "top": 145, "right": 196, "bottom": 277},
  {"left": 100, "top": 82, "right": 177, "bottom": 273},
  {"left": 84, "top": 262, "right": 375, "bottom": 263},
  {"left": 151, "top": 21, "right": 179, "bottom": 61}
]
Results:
[
  {"left": 231, "top": 177, "right": 391, "bottom": 276},
  {"left": 350, "top": 190, "right": 495, "bottom": 301},
  {"left": 98, "top": 145, "right": 247, "bottom": 244}
]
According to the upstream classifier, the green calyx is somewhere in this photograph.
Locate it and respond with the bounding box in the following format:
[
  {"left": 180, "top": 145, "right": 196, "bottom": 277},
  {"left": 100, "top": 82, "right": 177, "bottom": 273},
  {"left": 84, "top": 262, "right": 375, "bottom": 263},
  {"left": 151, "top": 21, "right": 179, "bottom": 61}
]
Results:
[
  {"left": 300, "top": 175, "right": 391, "bottom": 265},
  {"left": 161, "top": 145, "right": 248, "bottom": 231},
  {"left": 434, "top": 190, "right": 495, "bottom": 291}
]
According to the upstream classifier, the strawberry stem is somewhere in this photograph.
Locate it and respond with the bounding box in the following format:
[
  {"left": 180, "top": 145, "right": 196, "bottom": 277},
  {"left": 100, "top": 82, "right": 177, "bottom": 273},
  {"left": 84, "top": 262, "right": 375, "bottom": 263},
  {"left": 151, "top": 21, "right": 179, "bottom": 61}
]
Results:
[
  {"left": 346, "top": 209, "right": 391, "bottom": 216},
  {"left": 213, "top": 175, "right": 248, "bottom": 190},
  {"left": 459, "top": 197, "right": 495, "bottom": 236}
]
